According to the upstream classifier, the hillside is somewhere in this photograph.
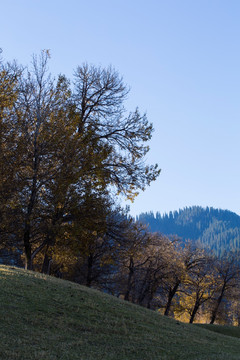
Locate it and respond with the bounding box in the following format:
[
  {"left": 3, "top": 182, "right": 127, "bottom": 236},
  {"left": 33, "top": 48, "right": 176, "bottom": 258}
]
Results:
[
  {"left": 1, "top": 265, "right": 240, "bottom": 359},
  {"left": 137, "top": 206, "right": 240, "bottom": 256}
]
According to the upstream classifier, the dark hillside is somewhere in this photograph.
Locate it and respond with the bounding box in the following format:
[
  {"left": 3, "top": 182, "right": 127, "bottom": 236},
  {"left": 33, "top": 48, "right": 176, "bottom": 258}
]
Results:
[{"left": 137, "top": 206, "right": 240, "bottom": 256}]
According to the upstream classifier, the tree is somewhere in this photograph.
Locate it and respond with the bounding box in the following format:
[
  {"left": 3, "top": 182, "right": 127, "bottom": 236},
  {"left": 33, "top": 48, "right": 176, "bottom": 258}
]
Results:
[
  {"left": 62, "top": 194, "right": 118, "bottom": 288},
  {"left": 113, "top": 220, "right": 151, "bottom": 302},
  {"left": 135, "top": 234, "right": 174, "bottom": 309},
  {"left": 0, "top": 52, "right": 160, "bottom": 272},
  {"left": 0, "top": 56, "right": 22, "bottom": 251},
  {"left": 72, "top": 63, "right": 160, "bottom": 201},
  {"left": 178, "top": 248, "right": 216, "bottom": 324},
  {"left": 163, "top": 240, "right": 185, "bottom": 316},
  {"left": 209, "top": 252, "right": 240, "bottom": 324},
  {"left": 13, "top": 51, "right": 77, "bottom": 269}
]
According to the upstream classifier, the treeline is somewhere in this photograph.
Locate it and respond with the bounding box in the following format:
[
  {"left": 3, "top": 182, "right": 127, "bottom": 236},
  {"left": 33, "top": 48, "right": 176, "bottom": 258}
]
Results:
[
  {"left": 110, "top": 231, "right": 240, "bottom": 325},
  {"left": 137, "top": 206, "right": 240, "bottom": 256},
  {"left": 62, "top": 222, "right": 240, "bottom": 325},
  {"left": 70, "top": 220, "right": 240, "bottom": 325}
]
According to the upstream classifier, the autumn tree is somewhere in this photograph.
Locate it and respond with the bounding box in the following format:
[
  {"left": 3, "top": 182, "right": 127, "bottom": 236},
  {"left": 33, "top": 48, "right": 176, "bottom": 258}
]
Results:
[
  {"left": 0, "top": 52, "right": 160, "bottom": 272},
  {"left": 12, "top": 52, "right": 79, "bottom": 269},
  {"left": 162, "top": 240, "right": 185, "bottom": 316},
  {"left": 62, "top": 195, "right": 120, "bottom": 287},
  {"left": 111, "top": 222, "right": 175, "bottom": 310},
  {"left": 106, "top": 219, "right": 153, "bottom": 302},
  {"left": 176, "top": 248, "right": 216, "bottom": 324},
  {"left": 160, "top": 242, "right": 211, "bottom": 318},
  {"left": 209, "top": 252, "right": 240, "bottom": 324},
  {"left": 134, "top": 234, "right": 175, "bottom": 309},
  {"left": 0, "top": 55, "right": 22, "bottom": 252}
]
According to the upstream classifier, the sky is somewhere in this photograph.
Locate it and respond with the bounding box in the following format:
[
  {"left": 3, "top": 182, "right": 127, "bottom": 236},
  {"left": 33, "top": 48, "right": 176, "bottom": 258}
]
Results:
[{"left": 1, "top": 0, "right": 240, "bottom": 217}]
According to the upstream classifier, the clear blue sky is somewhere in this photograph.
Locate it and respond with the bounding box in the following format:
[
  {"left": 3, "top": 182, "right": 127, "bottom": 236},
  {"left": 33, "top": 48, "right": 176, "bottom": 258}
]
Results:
[{"left": 1, "top": 0, "right": 240, "bottom": 216}]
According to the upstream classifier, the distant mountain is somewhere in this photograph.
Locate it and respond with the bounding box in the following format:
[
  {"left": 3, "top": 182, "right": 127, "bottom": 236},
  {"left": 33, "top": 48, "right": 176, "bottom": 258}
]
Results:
[{"left": 136, "top": 206, "right": 240, "bottom": 256}]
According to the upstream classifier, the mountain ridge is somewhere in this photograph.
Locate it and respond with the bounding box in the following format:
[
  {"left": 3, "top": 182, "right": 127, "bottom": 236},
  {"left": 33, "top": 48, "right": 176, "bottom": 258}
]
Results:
[{"left": 136, "top": 206, "right": 240, "bottom": 256}]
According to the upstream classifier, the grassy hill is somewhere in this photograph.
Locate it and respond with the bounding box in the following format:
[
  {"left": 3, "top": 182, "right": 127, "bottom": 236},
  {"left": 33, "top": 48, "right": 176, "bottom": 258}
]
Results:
[{"left": 1, "top": 266, "right": 240, "bottom": 360}]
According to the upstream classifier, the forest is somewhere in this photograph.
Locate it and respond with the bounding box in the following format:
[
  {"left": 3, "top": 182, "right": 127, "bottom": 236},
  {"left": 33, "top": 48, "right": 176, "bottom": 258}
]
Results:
[
  {"left": 137, "top": 206, "right": 240, "bottom": 257},
  {"left": 1, "top": 51, "right": 240, "bottom": 326}
]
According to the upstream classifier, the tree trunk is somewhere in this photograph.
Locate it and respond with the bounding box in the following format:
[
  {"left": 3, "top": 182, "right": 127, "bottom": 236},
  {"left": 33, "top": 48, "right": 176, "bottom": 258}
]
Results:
[
  {"left": 42, "top": 251, "right": 52, "bottom": 275},
  {"left": 147, "top": 290, "right": 155, "bottom": 309},
  {"left": 164, "top": 280, "right": 180, "bottom": 316},
  {"left": 24, "top": 222, "right": 32, "bottom": 270},
  {"left": 41, "top": 232, "right": 56, "bottom": 274},
  {"left": 189, "top": 301, "right": 200, "bottom": 324},
  {"left": 210, "top": 286, "right": 225, "bottom": 324},
  {"left": 137, "top": 266, "right": 152, "bottom": 306},
  {"left": 138, "top": 282, "right": 151, "bottom": 306},
  {"left": 86, "top": 253, "right": 93, "bottom": 287},
  {"left": 23, "top": 157, "right": 38, "bottom": 270},
  {"left": 124, "top": 256, "right": 134, "bottom": 301}
]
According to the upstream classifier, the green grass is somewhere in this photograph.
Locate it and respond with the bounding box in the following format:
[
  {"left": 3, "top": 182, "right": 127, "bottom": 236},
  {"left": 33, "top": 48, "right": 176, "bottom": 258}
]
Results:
[
  {"left": 1, "top": 265, "right": 240, "bottom": 360},
  {"left": 197, "top": 323, "right": 240, "bottom": 339}
]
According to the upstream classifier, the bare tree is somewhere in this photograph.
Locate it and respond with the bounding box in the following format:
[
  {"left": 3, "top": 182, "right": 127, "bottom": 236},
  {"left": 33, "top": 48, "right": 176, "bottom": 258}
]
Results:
[
  {"left": 209, "top": 252, "right": 240, "bottom": 324},
  {"left": 73, "top": 64, "right": 160, "bottom": 200}
]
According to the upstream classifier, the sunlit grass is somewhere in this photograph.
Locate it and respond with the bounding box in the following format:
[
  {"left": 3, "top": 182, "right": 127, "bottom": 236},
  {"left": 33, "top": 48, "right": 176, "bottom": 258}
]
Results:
[{"left": 0, "top": 265, "right": 240, "bottom": 359}]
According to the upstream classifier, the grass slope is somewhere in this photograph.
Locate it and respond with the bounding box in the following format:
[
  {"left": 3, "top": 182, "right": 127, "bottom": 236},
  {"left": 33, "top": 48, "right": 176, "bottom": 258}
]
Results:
[{"left": 0, "top": 265, "right": 240, "bottom": 360}]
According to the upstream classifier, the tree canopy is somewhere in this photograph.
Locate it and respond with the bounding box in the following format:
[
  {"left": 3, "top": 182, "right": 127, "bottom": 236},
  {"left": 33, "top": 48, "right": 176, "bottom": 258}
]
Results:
[{"left": 0, "top": 50, "right": 160, "bottom": 270}]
